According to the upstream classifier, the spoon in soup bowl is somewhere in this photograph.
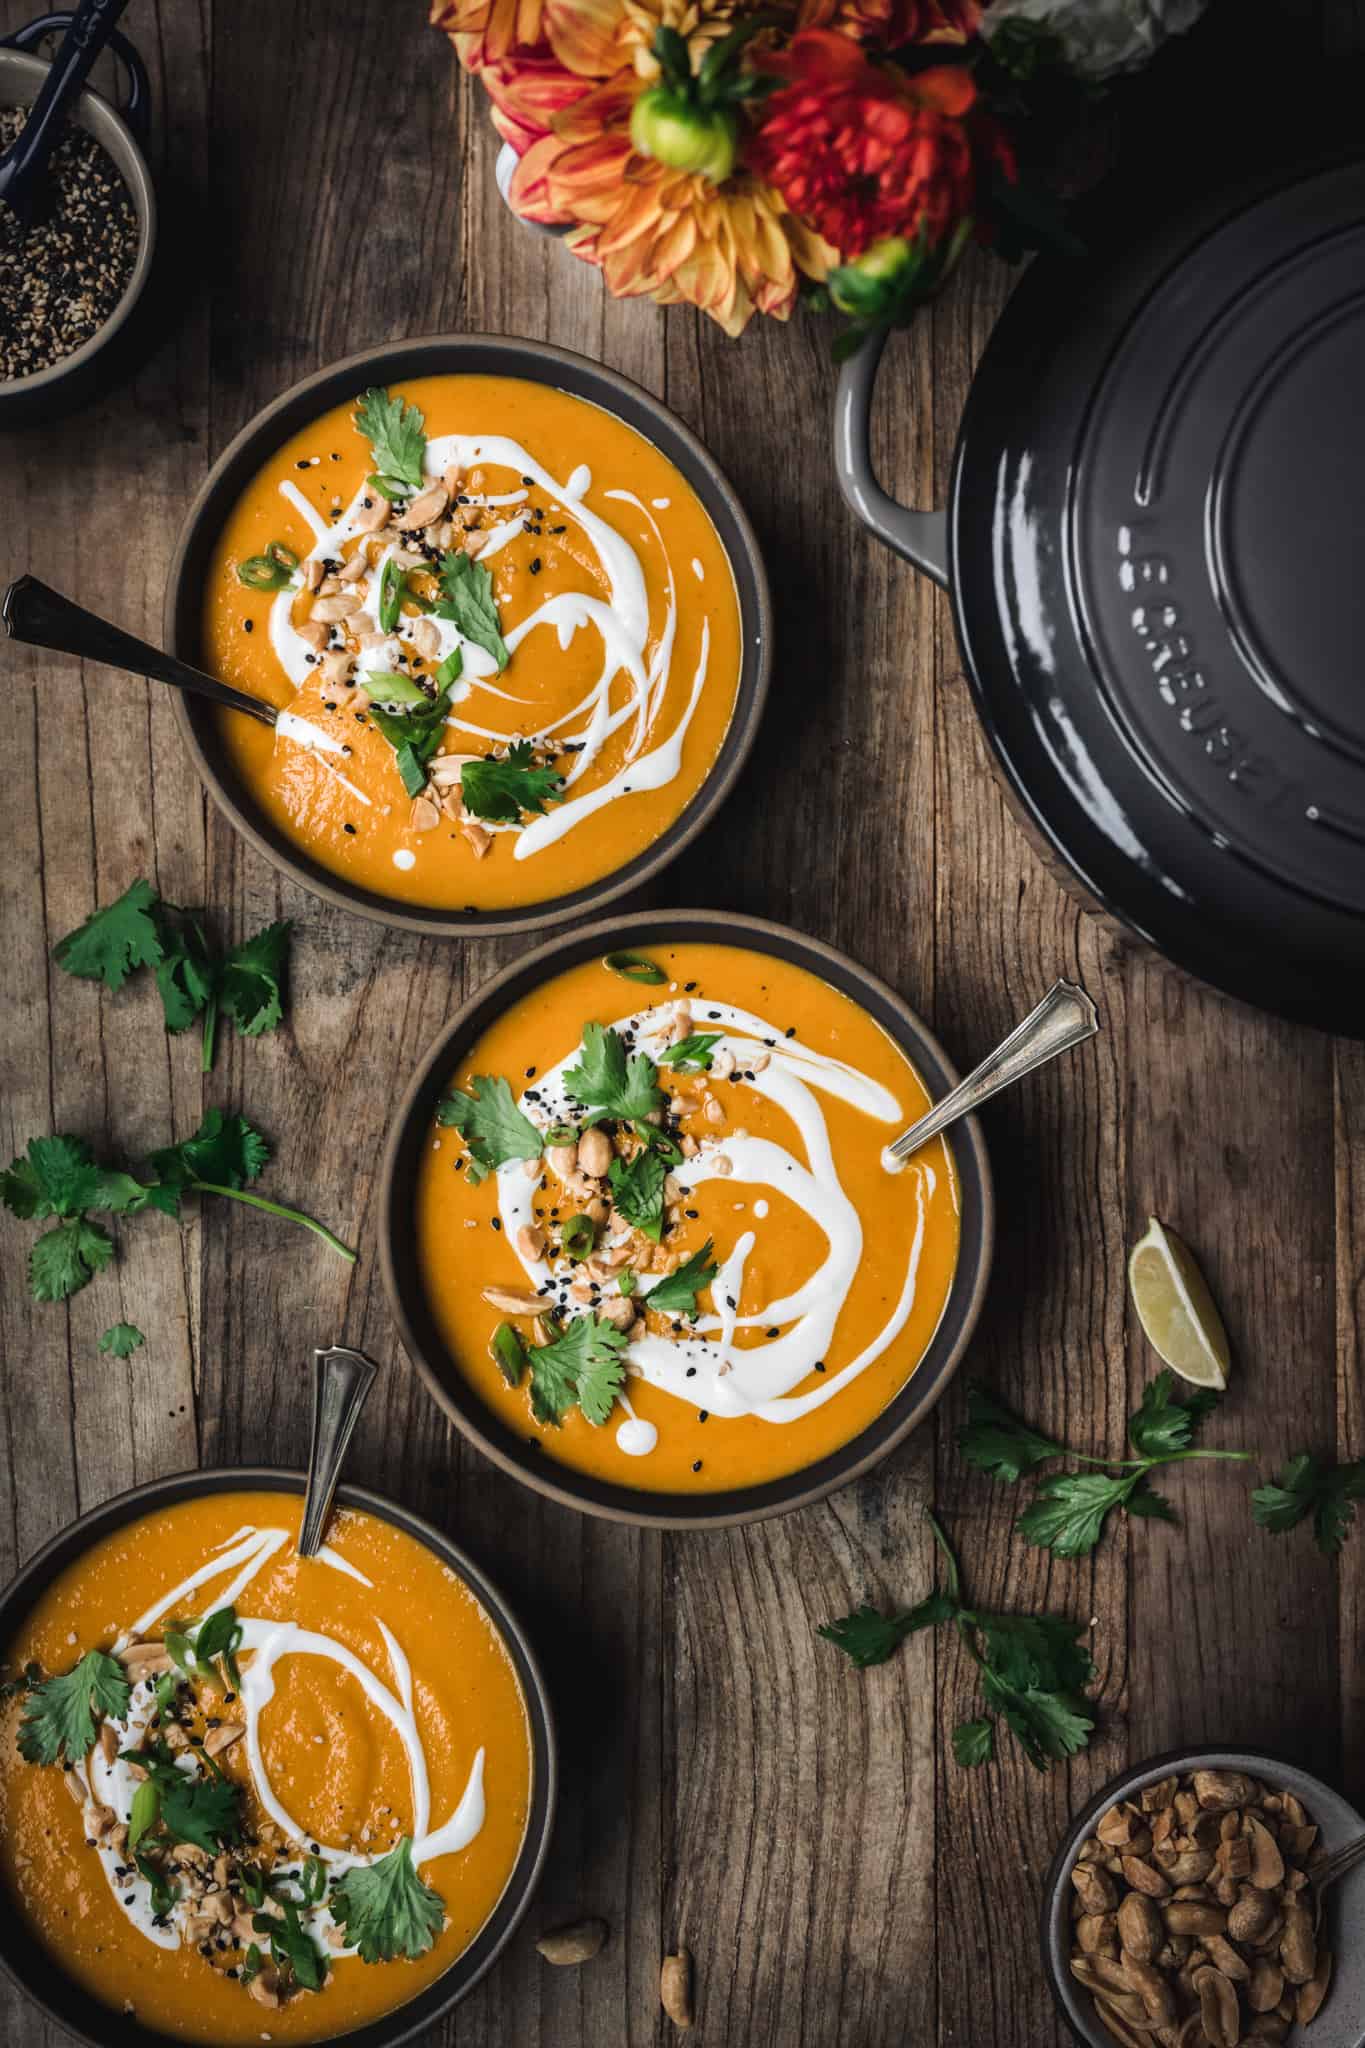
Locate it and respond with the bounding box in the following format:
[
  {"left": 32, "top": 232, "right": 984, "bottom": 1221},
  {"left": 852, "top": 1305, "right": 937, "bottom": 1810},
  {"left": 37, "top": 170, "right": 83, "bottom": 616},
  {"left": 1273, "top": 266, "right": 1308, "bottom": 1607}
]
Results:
[
  {"left": 0, "top": 574, "right": 344, "bottom": 757},
  {"left": 298, "top": 1344, "right": 379, "bottom": 1558},
  {"left": 883, "top": 979, "right": 1099, "bottom": 1171}
]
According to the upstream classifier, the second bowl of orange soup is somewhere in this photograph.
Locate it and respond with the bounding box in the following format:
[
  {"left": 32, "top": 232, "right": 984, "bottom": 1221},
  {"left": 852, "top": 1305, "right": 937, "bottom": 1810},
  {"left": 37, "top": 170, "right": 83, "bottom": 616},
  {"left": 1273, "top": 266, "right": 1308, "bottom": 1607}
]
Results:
[
  {"left": 381, "top": 914, "right": 994, "bottom": 1527},
  {"left": 166, "top": 337, "right": 768, "bottom": 935}
]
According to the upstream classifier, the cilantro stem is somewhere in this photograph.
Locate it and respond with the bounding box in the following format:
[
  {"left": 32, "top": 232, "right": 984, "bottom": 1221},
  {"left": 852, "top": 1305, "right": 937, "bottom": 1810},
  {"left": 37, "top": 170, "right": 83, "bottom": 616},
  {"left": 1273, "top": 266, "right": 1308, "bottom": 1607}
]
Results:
[
  {"left": 925, "top": 1510, "right": 961, "bottom": 1602},
  {"left": 1152, "top": 1447, "right": 1255, "bottom": 1465},
  {"left": 200, "top": 990, "right": 219, "bottom": 1075},
  {"left": 189, "top": 1182, "right": 356, "bottom": 1263}
]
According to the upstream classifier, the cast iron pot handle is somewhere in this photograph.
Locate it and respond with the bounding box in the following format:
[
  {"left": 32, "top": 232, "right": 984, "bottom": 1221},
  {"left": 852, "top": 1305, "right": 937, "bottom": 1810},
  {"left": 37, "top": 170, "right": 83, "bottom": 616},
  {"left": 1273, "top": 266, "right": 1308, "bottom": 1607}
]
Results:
[
  {"left": 0, "top": 10, "right": 150, "bottom": 144},
  {"left": 834, "top": 327, "right": 950, "bottom": 589}
]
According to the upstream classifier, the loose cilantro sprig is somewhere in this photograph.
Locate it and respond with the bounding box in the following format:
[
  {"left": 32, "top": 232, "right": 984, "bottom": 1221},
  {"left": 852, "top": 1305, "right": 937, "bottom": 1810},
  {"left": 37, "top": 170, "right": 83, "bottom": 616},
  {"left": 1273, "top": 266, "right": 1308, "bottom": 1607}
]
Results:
[
  {"left": 956, "top": 1374, "right": 1252, "bottom": 1559},
  {"left": 564, "top": 1023, "right": 666, "bottom": 1127},
  {"left": 436, "top": 1076, "right": 543, "bottom": 1185},
  {"left": 355, "top": 386, "right": 427, "bottom": 497},
  {"left": 436, "top": 551, "right": 509, "bottom": 670},
  {"left": 1, "top": 1115, "right": 355, "bottom": 1304},
  {"left": 331, "top": 1837, "right": 445, "bottom": 1964},
  {"left": 16, "top": 1649, "right": 130, "bottom": 1766},
  {"left": 1252, "top": 1452, "right": 1365, "bottom": 1555},
  {"left": 461, "top": 742, "right": 564, "bottom": 825},
  {"left": 54, "top": 880, "right": 291, "bottom": 1073},
  {"left": 644, "top": 1240, "right": 717, "bottom": 1319},
  {"left": 819, "top": 1514, "right": 1097, "bottom": 1772},
  {"left": 499, "top": 1312, "right": 629, "bottom": 1427}
]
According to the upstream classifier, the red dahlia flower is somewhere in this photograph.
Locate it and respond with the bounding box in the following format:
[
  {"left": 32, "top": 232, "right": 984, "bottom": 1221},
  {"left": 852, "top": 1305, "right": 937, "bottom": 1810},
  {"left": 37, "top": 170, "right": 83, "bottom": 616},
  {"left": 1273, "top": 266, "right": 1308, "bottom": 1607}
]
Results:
[{"left": 748, "top": 31, "right": 987, "bottom": 260}]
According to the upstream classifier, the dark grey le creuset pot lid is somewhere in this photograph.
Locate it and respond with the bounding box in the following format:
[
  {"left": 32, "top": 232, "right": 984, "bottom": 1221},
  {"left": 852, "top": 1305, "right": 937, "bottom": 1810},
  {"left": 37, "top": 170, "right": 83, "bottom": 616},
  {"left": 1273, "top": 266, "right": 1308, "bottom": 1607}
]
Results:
[{"left": 838, "top": 155, "right": 1365, "bottom": 1038}]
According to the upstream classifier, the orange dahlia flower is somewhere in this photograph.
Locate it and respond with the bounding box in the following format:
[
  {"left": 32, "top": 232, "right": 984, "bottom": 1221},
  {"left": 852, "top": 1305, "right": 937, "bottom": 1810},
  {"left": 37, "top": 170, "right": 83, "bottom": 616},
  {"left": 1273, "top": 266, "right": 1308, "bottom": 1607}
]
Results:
[
  {"left": 511, "top": 70, "right": 835, "bottom": 333},
  {"left": 748, "top": 31, "right": 983, "bottom": 258}
]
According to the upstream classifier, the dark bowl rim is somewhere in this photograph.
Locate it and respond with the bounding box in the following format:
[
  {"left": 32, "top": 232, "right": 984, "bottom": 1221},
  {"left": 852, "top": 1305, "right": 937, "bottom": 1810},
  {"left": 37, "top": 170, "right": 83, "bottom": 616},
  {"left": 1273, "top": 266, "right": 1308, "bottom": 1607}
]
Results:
[
  {"left": 0, "top": 1464, "right": 559, "bottom": 2048},
  {"left": 1039, "top": 1742, "right": 1365, "bottom": 2048},
  {"left": 0, "top": 46, "right": 158, "bottom": 403},
  {"left": 378, "top": 907, "right": 996, "bottom": 1530},
  {"left": 162, "top": 331, "right": 773, "bottom": 939}
]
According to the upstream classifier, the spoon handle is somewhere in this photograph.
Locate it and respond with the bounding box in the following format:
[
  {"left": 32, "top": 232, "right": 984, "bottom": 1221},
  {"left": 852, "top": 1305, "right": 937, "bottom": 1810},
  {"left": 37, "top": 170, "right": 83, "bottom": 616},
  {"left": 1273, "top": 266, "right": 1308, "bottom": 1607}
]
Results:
[
  {"left": 886, "top": 979, "right": 1099, "bottom": 1165},
  {"left": 1, "top": 0, "right": 132, "bottom": 196},
  {"left": 2, "top": 575, "right": 276, "bottom": 727},
  {"left": 298, "top": 1346, "right": 379, "bottom": 1559}
]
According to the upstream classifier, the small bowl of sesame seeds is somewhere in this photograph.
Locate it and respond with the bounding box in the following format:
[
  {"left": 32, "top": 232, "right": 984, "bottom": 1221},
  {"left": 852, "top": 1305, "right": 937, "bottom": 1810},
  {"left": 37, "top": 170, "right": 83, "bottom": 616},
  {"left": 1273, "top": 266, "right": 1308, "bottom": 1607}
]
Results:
[{"left": 0, "top": 21, "right": 156, "bottom": 422}]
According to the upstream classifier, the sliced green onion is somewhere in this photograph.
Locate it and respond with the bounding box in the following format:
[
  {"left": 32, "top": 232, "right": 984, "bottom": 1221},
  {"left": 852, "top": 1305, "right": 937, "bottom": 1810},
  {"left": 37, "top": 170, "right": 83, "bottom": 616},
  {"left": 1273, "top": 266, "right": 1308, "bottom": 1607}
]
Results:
[
  {"left": 561, "top": 1213, "right": 595, "bottom": 1261},
  {"left": 436, "top": 646, "right": 464, "bottom": 689},
  {"left": 618, "top": 1269, "right": 637, "bottom": 1298},
  {"left": 491, "top": 1322, "right": 529, "bottom": 1387},
  {"left": 378, "top": 557, "right": 403, "bottom": 634},
  {"left": 604, "top": 950, "right": 667, "bottom": 985},
  {"left": 367, "top": 473, "right": 404, "bottom": 502},
  {"left": 265, "top": 541, "right": 298, "bottom": 572},
  {"left": 236, "top": 554, "right": 290, "bottom": 591},
  {"left": 360, "top": 669, "right": 428, "bottom": 709}
]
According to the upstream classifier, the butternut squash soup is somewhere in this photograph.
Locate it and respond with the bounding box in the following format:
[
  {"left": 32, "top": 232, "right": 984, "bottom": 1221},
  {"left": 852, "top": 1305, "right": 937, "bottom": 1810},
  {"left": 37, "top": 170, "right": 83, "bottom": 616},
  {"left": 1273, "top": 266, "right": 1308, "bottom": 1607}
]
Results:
[
  {"left": 202, "top": 376, "right": 743, "bottom": 911},
  {"left": 0, "top": 1491, "right": 533, "bottom": 2042},
  {"left": 413, "top": 945, "right": 961, "bottom": 1493}
]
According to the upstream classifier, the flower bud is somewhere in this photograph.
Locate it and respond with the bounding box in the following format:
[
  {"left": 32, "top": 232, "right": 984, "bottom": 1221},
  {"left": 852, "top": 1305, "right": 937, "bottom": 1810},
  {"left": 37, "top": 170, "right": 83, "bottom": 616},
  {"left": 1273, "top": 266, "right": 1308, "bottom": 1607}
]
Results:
[
  {"left": 829, "top": 237, "right": 915, "bottom": 316},
  {"left": 629, "top": 89, "right": 738, "bottom": 183}
]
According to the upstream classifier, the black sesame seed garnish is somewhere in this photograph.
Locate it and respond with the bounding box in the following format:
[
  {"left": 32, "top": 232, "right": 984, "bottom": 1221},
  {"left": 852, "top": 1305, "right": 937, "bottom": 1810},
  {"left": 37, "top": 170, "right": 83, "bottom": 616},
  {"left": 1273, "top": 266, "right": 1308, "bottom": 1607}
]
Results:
[
  {"left": 243, "top": 618, "right": 254, "bottom": 633},
  {"left": 692, "top": 1461, "right": 702, "bottom": 1473},
  {"left": 343, "top": 822, "right": 356, "bottom": 835}
]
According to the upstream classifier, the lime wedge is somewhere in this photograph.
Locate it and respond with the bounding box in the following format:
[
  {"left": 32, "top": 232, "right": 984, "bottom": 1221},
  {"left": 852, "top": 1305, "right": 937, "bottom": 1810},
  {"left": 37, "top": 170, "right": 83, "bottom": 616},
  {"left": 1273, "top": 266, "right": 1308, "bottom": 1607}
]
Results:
[{"left": 1127, "top": 1216, "right": 1231, "bottom": 1391}]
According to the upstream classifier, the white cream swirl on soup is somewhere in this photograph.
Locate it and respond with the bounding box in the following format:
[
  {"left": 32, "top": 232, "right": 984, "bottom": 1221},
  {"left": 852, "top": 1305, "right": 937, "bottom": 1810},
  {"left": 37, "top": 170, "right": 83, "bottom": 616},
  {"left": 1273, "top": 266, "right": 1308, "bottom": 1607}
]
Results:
[
  {"left": 489, "top": 1000, "right": 939, "bottom": 1459},
  {"left": 266, "top": 436, "right": 712, "bottom": 863},
  {"left": 69, "top": 1525, "right": 485, "bottom": 1956}
]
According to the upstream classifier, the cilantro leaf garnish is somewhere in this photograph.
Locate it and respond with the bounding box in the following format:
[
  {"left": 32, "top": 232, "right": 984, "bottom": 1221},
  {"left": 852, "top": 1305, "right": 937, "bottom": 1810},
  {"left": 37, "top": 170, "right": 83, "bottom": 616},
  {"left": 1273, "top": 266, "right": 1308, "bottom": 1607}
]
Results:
[
  {"left": 355, "top": 386, "right": 427, "bottom": 496},
  {"left": 819, "top": 1515, "right": 1097, "bottom": 1772},
  {"left": 255, "top": 1894, "right": 326, "bottom": 1992},
  {"left": 150, "top": 1109, "right": 270, "bottom": 1195},
  {"left": 123, "top": 1738, "right": 242, "bottom": 1853},
  {"left": 436, "top": 1075, "right": 543, "bottom": 1185},
  {"left": 491, "top": 1322, "right": 529, "bottom": 1387},
  {"left": 461, "top": 742, "right": 564, "bottom": 825},
  {"left": 363, "top": 678, "right": 456, "bottom": 800},
  {"left": 53, "top": 879, "right": 163, "bottom": 990},
  {"left": 99, "top": 1322, "right": 145, "bottom": 1358},
  {"left": 607, "top": 1149, "right": 666, "bottom": 1242},
  {"left": 563, "top": 1023, "right": 665, "bottom": 1126},
  {"left": 331, "top": 1837, "right": 445, "bottom": 1964},
  {"left": 527, "top": 1314, "right": 629, "bottom": 1427},
  {"left": 435, "top": 552, "right": 509, "bottom": 670},
  {"left": 644, "top": 1241, "right": 717, "bottom": 1318},
  {"left": 1252, "top": 1452, "right": 1365, "bottom": 1555},
  {"left": 53, "top": 882, "right": 292, "bottom": 1073},
  {"left": 17, "top": 1649, "right": 130, "bottom": 1765},
  {"left": 135, "top": 1849, "right": 178, "bottom": 1918},
  {"left": 956, "top": 1374, "right": 1251, "bottom": 1559},
  {"left": 658, "top": 1033, "right": 724, "bottom": 1072}
]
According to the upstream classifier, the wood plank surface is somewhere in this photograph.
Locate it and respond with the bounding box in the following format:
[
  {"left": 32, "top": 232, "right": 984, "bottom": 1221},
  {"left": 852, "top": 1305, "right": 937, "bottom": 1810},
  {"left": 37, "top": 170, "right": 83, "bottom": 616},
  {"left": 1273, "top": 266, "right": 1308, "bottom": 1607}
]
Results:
[{"left": 0, "top": 2, "right": 1361, "bottom": 2045}]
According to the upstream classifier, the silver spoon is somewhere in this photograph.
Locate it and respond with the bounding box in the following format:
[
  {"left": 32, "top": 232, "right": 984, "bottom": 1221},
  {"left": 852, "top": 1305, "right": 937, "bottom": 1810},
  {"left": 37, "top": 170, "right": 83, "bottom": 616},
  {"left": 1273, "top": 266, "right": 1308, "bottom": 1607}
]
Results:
[
  {"left": 884, "top": 980, "right": 1099, "bottom": 1169},
  {"left": 298, "top": 1345, "right": 379, "bottom": 1559},
  {"left": 1, "top": 575, "right": 289, "bottom": 734}
]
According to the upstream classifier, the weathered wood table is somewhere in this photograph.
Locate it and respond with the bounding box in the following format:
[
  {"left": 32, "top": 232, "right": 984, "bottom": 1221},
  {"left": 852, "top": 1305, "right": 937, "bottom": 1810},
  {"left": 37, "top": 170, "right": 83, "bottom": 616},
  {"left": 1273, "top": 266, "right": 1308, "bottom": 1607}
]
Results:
[{"left": 2, "top": 3, "right": 1362, "bottom": 2042}]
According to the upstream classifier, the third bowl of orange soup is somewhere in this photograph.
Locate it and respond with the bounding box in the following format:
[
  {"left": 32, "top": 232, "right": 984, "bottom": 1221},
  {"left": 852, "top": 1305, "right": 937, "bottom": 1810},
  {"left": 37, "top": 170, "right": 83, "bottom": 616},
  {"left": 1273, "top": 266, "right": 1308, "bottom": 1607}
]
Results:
[
  {"left": 166, "top": 337, "right": 768, "bottom": 935},
  {"left": 0, "top": 1471, "right": 554, "bottom": 2046},
  {"left": 380, "top": 914, "right": 994, "bottom": 1527}
]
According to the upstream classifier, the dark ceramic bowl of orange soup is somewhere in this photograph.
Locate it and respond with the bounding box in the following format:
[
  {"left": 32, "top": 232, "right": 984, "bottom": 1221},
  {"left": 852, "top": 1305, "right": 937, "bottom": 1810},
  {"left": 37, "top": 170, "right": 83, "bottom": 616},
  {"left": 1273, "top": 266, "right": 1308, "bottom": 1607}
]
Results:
[
  {"left": 380, "top": 913, "right": 995, "bottom": 1528},
  {"left": 166, "top": 336, "right": 769, "bottom": 937},
  {"left": 0, "top": 1470, "right": 555, "bottom": 2047}
]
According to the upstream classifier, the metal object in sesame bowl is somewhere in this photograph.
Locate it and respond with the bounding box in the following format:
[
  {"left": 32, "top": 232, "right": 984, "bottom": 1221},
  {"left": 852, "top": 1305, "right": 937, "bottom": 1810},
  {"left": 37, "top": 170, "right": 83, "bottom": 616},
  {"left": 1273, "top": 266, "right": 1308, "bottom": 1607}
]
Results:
[{"left": 0, "top": 11, "right": 156, "bottom": 424}]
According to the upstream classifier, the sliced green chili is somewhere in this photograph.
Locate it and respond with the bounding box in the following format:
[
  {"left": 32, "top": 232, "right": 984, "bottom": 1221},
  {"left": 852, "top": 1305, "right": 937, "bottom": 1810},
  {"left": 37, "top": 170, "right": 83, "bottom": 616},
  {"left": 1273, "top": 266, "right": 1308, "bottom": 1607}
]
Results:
[
  {"left": 603, "top": 950, "right": 667, "bottom": 985},
  {"left": 378, "top": 557, "right": 403, "bottom": 635},
  {"left": 561, "top": 1214, "right": 596, "bottom": 1261}
]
